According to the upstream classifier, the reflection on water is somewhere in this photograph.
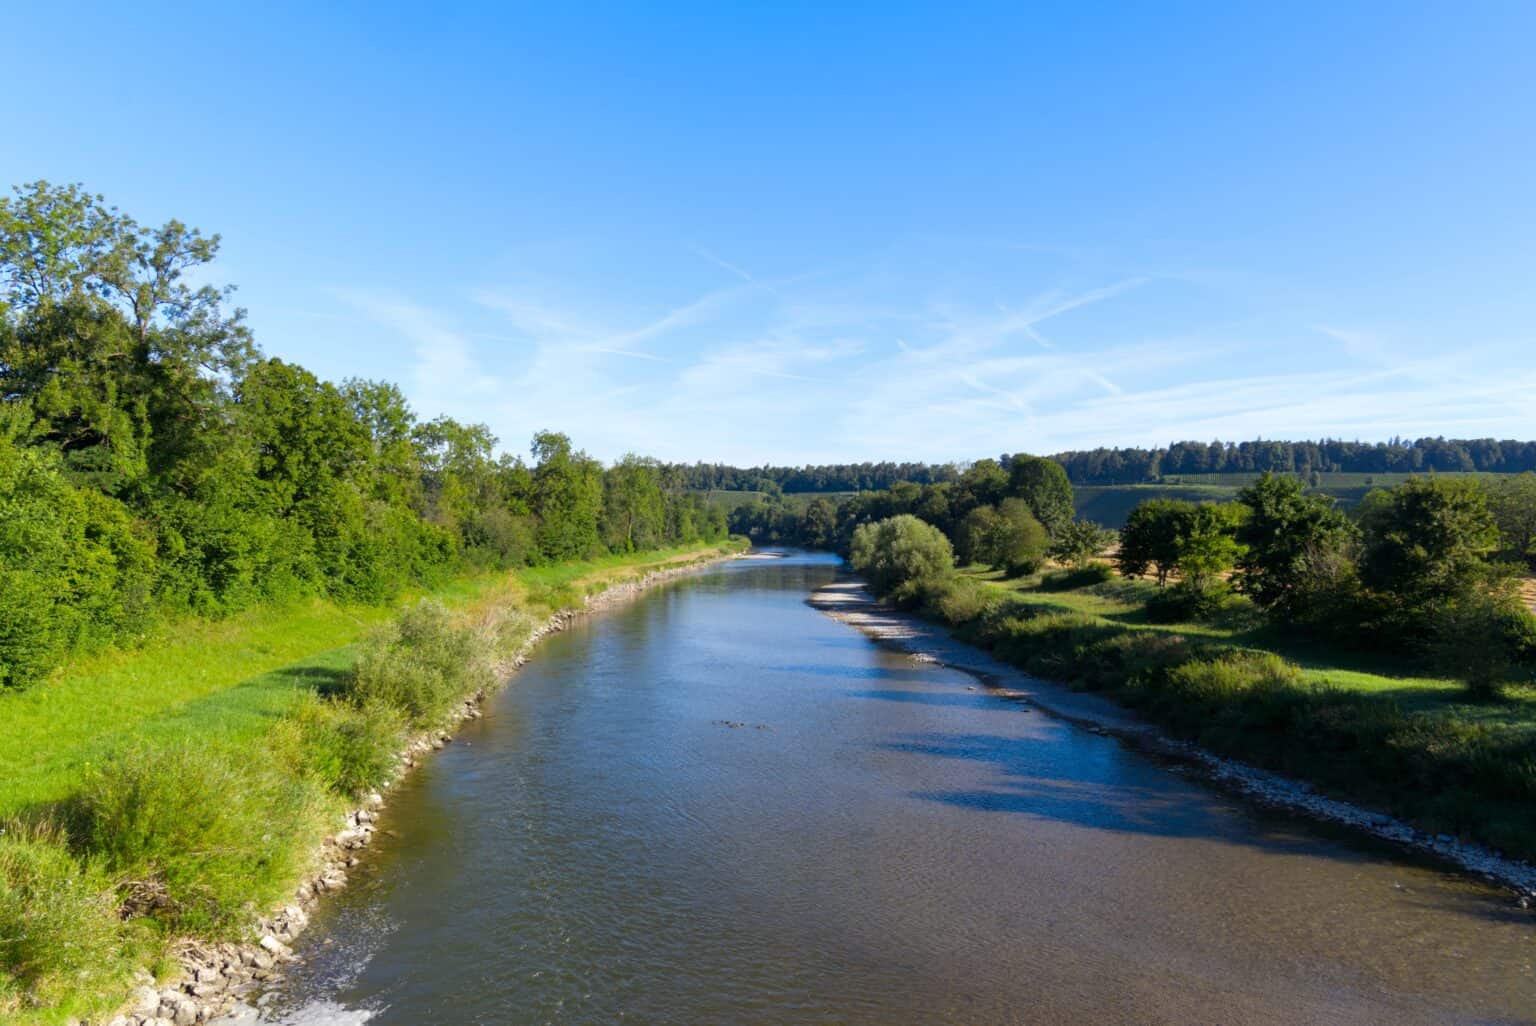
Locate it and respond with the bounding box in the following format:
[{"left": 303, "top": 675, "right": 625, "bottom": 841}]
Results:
[{"left": 254, "top": 552, "right": 1535, "bottom": 1025}]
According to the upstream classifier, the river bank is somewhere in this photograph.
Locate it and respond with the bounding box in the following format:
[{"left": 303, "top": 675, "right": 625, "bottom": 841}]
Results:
[
  {"left": 96, "top": 542, "right": 748, "bottom": 1026},
  {"left": 810, "top": 577, "right": 1536, "bottom": 902},
  {"left": 204, "top": 551, "right": 1536, "bottom": 1025},
  {"left": 0, "top": 542, "right": 744, "bottom": 1026}
]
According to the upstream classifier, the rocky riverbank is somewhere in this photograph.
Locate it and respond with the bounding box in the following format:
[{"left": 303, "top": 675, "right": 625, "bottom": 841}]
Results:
[
  {"left": 809, "top": 578, "right": 1536, "bottom": 904},
  {"left": 88, "top": 547, "right": 745, "bottom": 1026}
]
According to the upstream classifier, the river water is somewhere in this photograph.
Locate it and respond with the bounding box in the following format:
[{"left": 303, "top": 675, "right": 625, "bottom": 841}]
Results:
[{"left": 258, "top": 552, "right": 1533, "bottom": 1025}]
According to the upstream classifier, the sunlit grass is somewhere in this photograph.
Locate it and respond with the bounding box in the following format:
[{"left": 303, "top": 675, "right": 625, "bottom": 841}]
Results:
[{"left": 0, "top": 542, "right": 742, "bottom": 821}]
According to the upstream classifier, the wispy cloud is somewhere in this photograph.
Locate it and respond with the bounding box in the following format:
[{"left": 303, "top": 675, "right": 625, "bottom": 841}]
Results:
[{"left": 324, "top": 247, "right": 1535, "bottom": 465}]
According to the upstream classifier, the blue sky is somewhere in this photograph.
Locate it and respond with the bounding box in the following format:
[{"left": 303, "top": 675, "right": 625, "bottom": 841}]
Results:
[{"left": 5, "top": 3, "right": 1534, "bottom": 464}]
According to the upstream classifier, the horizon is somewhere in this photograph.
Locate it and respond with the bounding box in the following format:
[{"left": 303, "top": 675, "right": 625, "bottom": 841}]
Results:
[{"left": 6, "top": 4, "right": 1535, "bottom": 464}]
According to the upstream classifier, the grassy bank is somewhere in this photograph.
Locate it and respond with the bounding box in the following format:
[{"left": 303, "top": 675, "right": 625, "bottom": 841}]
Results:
[
  {"left": 0, "top": 539, "right": 744, "bottom": 1025},
  {"left": 917, "top": 564, "right": 1536, "bottom": 864}
]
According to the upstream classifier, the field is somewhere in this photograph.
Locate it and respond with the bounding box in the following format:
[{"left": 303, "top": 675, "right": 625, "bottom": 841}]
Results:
[{"left": 1074, "top": 471, "right": 1509, "bottom": 527}]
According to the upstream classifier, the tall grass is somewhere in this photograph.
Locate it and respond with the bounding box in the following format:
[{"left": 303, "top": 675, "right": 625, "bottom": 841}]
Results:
[
  {"left": 0, "top": 824, "right": 141, "bottom": 1019},
  {"left": 342, "top": 600, "right": 495, "bottom": 729},
  {"left": 65, "top": 744, "right": 330, "bottom": 936}
]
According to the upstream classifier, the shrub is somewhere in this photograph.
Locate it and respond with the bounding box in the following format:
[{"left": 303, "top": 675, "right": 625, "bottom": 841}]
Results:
[
  {"left": 0, "top": 824, "right": 130, "bottom": 1013},
  {"left": 1038, "top": 563, "right": 1114, "bottom": 591},
  {"left": 1427, "top": 588, "right": 1536, "bottom": 697},
  {"left": 1164, "top": 651, "right": 1301, "bottom": 700},
  {"left": 67, "top": 744, "right": 325, "bottom": 935},
  {"left": 342, "top": 600, "right": 494, "bottom": 728},
  {"left": 1145, "top": 581, "right": 1233, "bottom": 623},
  {"left": 849, "top": 515, "right": 955, "bottom": 605},
  {"left": 275, "top": 694, "right": 405, "bottom": 798},
  {"left": 922, "top": 575, "right": 996, "bottom": 625}
]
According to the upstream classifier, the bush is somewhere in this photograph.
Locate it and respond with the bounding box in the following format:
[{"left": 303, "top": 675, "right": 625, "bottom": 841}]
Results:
[
  {"left": 1428, "top": 588, "right": 1536, "bottom": 697},
  {"left": 1049, "top": 519, "right": 1117, "bottom": 569},
  {"left": 1145, "top": 581, "right": 1233, "bottom": 623},
  {"left": 1038, "top": 563, "right": 1114, "bottom": 591},
  {"left": 922, "top": 575, "right": 997, "bottom": 625},
  {"left": 1164, "top": 651, "right": 1301, "bottom": 700},
  {"left": 849, "top": 515, "right": 955, "bottom": 605},
  {"left": 67, "top": 744, "right": 325, "bottom": 935},
  {"left": 275, "top": 694, "right": 405, "bottom": 798},
  {"left": 0, "top": 824, "right": 130, "bottom": 1014},
  {"left": 342, "top": 600, "right": 494, "bottom": 728}
]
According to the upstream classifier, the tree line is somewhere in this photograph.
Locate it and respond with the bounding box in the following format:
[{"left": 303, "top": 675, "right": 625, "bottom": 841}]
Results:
[
  {"left": 666, "top": 460, "right": 958, "bottom": 494},
  {"left": 754, "top": 458, "right": 1536, "bottom": 694},
  {"left": 1052, "top": 437, "right": 1536, "bottom": 485},
  {"left": 1114, "top": 473, "right": 1536, "bottom": 692},
  {"left": 0, "top": 181, "right": 727, "bottom": 688},
  {"left": 729, "top": 455, "right": 1108, "bottom": 575}
]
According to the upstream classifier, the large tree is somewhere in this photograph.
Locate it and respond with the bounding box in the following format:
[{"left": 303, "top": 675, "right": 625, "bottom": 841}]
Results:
[
  {"left": 1007, "top": 454, "right": 1074, "bottom": 535},
  {"left": 1234, "top": 473, "right": 1358, "bottom": 620}
]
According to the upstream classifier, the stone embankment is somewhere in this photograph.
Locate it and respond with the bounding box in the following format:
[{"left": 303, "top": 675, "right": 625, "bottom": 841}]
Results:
[
  {"left": 89, "top": 549, "right": 743, "bottom": 1026},
  {"left": 810, "top": 577, "right": 1536, "bottom": 905}
]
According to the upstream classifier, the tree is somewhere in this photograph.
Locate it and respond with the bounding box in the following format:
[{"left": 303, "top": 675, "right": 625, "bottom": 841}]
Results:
[
  {"left": 601, "top": 454, "right": 666, "bottom": 551},
  {"left": 952, "top": 458, "right": 1009, "bottom": 518},
  {"left": 1428, "top": 586, "right": 1536, "bottom": 697},
  {"left": 1116, "top": 500, "right": 1186, "bottom": 587},
  {"left": 1117, "top": 499, "right": 1245, "bottom": 591},
  {"left": 530, "top": 431, "right": 603, "bottom": 560},
  {"left": 1234, "top": 473, "right": 1358, "bottom": 621},
  {"left": 802, "top": 496, "right": 837, "bottom": 550},
  {"left": 1007, "top": 455, "right": 1074, "bottom": 534},
  {"left": 987, "top": 499, "right": 1050, "bottom": 575},
  {"left": 849, "top": 515, "right": 954, "bottom": 604},
  {"left": 1050, "top": 519, "right": 1117, "bottom": 569},
  {"left": 1358, "top": 476, "right": 1503, "bottom": 612},
  {"left": 1487, "top": 472, "right": 1536, "bottom": 569},
  {"left": 1174, "top": 502, "right": 1248, "bottom": 591}
]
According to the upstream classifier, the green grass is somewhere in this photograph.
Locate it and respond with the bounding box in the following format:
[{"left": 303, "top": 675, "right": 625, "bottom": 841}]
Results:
[
  {"left": 0, "top": 539, "right": 744, "bottom": 1024},
  {"left": 0, "top": 541, "right": 741, "bottom": 822}
]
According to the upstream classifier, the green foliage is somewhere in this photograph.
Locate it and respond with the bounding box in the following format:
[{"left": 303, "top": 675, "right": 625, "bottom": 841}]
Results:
[
  {"left": 921, "top": 574, "right": 998, "bottom": 624},
  {"left": 530, "top": 431, "right": 605, "bottom": 561},
  {"left": 342, "top": 601, "right": 494, "bottom": 728},
  {"left": 1039, "top": 563, "right": 1115, "bottom": 590},
  {"left": 1428, "top": 587, "right": 1536, "bottom": 697},
  {"left": 1049, "top": 519, "right": 1116, "bottom": 569},
  {"left": 1116, "top": 499, "right": 1246, "bottom": 592},
  {"left": 1485, "top": 471, "right": 1536, "bottom": 568},
  {"left": 1006, "top": 454, "right": 1074, "bottom": 535},
  {"left": 1116, "top": 499, "right": 1188, "bottom": 586},
  {"left": 0, "top": 824, "right": 132, "bottom": 1015},
  {"left": 0, "top": 182, "right": 727, "bottom": 691},
  {"left": 67, "top": 743, "right": 325, "bottom": 935},
  {"left": 0, "top": 439, "right": 157, "bottom": 685},
  {"left": 956, "top": 499, "right": 1048, "bottom": 574},
  {"left": 1234, "top": 473, "right": 1359, "bottom": 625},
  {"left": 1359, "top": 476, "right": 1502, "bottom": 611},
  {"left": 849, "top": 514, "right": 955, "bottom": 604},
  {"left": 274, "top": 693, "right": 406, "bottom": 798}
]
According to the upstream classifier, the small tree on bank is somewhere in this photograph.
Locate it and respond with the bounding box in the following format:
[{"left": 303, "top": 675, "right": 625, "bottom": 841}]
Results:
[{"left": 849, "top": 514, "right": 954, "bottom": 604}]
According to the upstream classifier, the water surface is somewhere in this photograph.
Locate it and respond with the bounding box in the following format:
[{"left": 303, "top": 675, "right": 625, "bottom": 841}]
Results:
[{"left": 262, "top": 553, "right": 1534, "bottom": 1025}]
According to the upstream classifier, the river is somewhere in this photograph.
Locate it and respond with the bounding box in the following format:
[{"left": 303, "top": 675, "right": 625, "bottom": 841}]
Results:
[{"left": 250, "top": 552, "right": 1534, "bottom": 1025}]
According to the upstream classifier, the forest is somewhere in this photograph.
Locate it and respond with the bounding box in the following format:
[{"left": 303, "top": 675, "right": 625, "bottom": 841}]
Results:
[{"left": 0, "top": 181, "right": 727, "bottom": 690}]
